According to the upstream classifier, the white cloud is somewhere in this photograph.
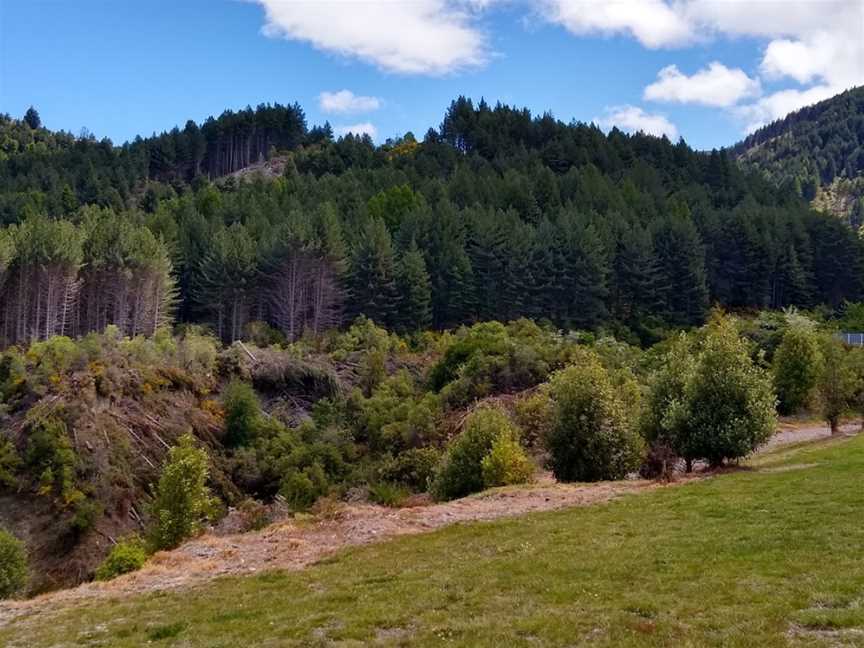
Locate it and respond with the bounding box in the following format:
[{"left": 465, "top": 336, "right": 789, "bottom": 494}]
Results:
[
  {"left": 319, "top": 90, "right": 382, "bottom": 114},
  {"left": 597, "top": 106, "right": 678, "bottom": 140},
  {"left": 539, "top": 0, "right": 693, "bottom": 48},
  {"left": 734, "top": 85, "right": 840, "bottom": 134},
  {"left": 334, "top": 122, "right": 378, "bottom": 139},
  {"left": 253, "top": 0, "right": 489, "bottom": 75},
  {"left": 538, "top": 0, "right": 862, "bottom": 132},
  {"left": 644, "top": 62, "right": 760, "bottom": 108}
]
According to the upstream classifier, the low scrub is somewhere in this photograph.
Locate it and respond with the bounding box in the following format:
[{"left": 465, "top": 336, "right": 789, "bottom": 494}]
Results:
[{"left": 95, "top": 536, "right": 148, "bottom": 581}]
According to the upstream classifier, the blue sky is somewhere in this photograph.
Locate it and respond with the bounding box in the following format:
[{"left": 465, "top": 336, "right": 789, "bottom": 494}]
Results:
[{"left": 1, "top": 1, "right": 860, "bottom": 151}]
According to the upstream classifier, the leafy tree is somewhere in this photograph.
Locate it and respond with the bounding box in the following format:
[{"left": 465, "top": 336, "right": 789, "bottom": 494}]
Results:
[
  {"left": 148, "top": 433, "right": 216, "bottom": 551},
  {"left": 544, "top": 356, "right": 644, "bottom": 482},
  {"left": 773, "top": 320, "right": 824, "bottom": 414},
  {"left": 648, "top": 315, "right": 777, "bottom": 467}
]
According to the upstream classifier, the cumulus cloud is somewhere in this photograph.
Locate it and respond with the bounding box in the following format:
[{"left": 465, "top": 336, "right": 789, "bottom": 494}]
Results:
[
  {"left": 539, "top": 0, "right": 693, "bottom": 48},
  {"left": 253, "top": 0, "right": 489, "bottom": 75},
  {"left": 319, "top": 90, "right": 382, "bottom": 114},
  {"left": 644, "top": 62, "right": 760, "bottom": 108},
  {"left": 334, "top": 122, "right": 378, "bottom": 139},
  {"left": 597, "top": 106, "right": 678, "bottom": 140},
  {"left": 541, "top": 0, "right": 862, "bottom": 129},
  {"left": 734, "top": 85, "right": 840, "bottom": 134}
]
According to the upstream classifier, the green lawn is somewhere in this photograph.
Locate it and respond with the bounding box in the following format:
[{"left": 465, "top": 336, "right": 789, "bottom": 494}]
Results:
[{"left": 5, "top": 435, "right": 864, "bottom": 647}]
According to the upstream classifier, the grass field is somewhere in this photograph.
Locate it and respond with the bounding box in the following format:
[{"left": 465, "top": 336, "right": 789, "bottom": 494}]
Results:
[{"left": 4, "top": 434, "right": 864, "bottom": 647}]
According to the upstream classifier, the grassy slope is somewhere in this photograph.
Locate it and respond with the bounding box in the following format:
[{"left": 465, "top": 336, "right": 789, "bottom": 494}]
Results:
[{"left": 6, "top": 435, "right": 864, "bottom": 647}]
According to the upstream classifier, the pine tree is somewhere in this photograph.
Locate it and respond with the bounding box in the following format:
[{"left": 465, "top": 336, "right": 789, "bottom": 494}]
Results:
[
  {"left": 396, "top": 240, "right": 432, "bottom": 332},
  {"left": 349, "top": 218, "right": 399, "bottom": 328},
  {"left": 23, "top": 107, "right": 41, "bottom": 130}
]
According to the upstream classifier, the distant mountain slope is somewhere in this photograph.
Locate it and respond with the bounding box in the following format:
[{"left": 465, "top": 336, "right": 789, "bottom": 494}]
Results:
[{"left": 731, "top": 86, "right": 864, "bottom": 226}]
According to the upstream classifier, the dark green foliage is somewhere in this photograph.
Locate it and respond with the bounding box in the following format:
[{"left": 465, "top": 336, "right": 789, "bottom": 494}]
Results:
[
  {"left": 544, "top": 358, "right": 644, "bottom": 482},
  {"left": 645, "top": 316, "right": 777, "bottom": 466},
  {"left": 396, "top": 241, "right": 432, "bottom": 332},
  {"left": 95, "top": 536, "right": 148, "bottom": 581},
  {"left": 222, "top": 379, "right": 262, "bottom": 447},
  {"left": 734, "top": 87, "right": 864, "bottom": 222},
  {"left": 23, "top": 107, "right": 41, "bottom": 130},
  {"left": 0, "top": 528, "right": 27, "bottom": 599},
  {"left": 378, "top": 447, "right": 441, "bottom": 492},
  {"left": 1, "top": 96, "right": 861, "bottom": 337}
]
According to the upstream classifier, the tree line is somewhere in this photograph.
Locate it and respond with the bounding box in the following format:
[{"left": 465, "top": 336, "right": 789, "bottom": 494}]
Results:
[{"left": 0, "top": 97, "right": 862, "bottom": 347}]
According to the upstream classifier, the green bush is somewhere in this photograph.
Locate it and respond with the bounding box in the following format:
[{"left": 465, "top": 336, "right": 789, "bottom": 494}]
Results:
[
  {"left": 95, "top": 536, "right": 147, "bottom": 581},
  {"left": 279, "top": 463, "right": 329, "bottom": 511},
  {"left": 431, "top": 407, "right": 521, "bottom": 500},
  {"left": 512, "top": 390, "right": 553, "bottom": 449},
  {"left": 378, "top": 447, "right": 441, "bottom": 492},
  {"left": 545, "top": 356, "right": 644, "bottom": 482},
  {"left": 481, "top": 435, "right": 533, "bottom": 487},
  {"left": 646, "top": 315, "right": 777, "bottom": 467},
  {"left": 0, "top": 528, "right": 27, "bottom": 599},
  {"left": 773, "top": 323, "right": 823, "bottom": 414},
  {"left": 0, "top": 437, "right": 20, "bottom": 490},
  {"left": 25, "top": 413, "right": 76, "bottom": 499},
  {"left": 222, "top": 379, "right": 261, "bottom": 447},
  {"left": 430, "top": 320, "right": 561, "bottom": 409},
  {"left": 147, "top": 433, "right": 216, "bottom": 551}
]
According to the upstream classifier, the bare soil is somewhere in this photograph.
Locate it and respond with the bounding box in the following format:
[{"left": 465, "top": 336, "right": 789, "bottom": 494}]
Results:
[{"left": 0, "top": 421, "right": 854, "bottom": 626}]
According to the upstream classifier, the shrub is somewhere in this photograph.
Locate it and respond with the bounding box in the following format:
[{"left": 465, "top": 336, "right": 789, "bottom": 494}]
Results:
[
  {"left": 513, "top": 390, "right": 553, "bottom": 449},
  {"left": 430, "top": 320, "right": 559, "bottom": 409},
  {"left": 0, "top": 528, "right": 27, "bottom": 599},
  {"left": 279, "top": 463, "right": 329, "bottom": 511},
  {"left": 773, "top": 323, "right": 824, "bottom": 414},
  {"left": 25, "top": 413, "right": 76, "bottom": 499},
  {"left": 236, "top": 498, "right": 269, "bottom": 532},
  {"left": 95, "top": 536, "right": 147, "bottom": 581},
  {"left": 544, "top": 358, "right": 644, "bottom": 482},
  {"left": 646, "top": 316, "right": 777, "bottom": 467},
  {"left": 0, "top": 437, "right": 20, "bottom": 490},
  {"left": 222, "top": 379, "right": 261, "bottom": 447},
  {"left": 481, "top": 435, "right": 533, "bottom": 487},
  {"left": 368, "top": 482, "right": 410, "bottom": 507},
  {"left": 431, "top": 407, "right": 520, "bottom": 500},
  {"left": 378, "top": 447, "right": 441, "bottom": 492},
  {"left": 147, "top": 433, "right": 216, "bottom": 551}
]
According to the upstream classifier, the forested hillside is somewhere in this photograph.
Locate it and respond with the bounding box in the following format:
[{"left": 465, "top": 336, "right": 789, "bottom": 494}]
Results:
[
  {"left": 1, "top": 96, "right": 862, "bottom": 348},
  {"left": 732, "top": 86, "right": 864, "bottom": 226}
]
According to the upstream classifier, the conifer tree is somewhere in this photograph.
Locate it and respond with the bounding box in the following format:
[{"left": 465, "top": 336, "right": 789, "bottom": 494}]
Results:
[{"left": 396, "top": 240, "right": 432, "bottom": 332}]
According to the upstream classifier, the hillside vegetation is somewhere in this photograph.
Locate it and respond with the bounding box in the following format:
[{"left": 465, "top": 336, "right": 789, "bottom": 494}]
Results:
[
  {"left": 3, "top": 432, "right": 863, "bottom": 647},
  {"left": 2, "top": 98, "right": 863, "bottom": 351},
  {"left": 733, "top": 86, "right": 864, "bottom": 225}
]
